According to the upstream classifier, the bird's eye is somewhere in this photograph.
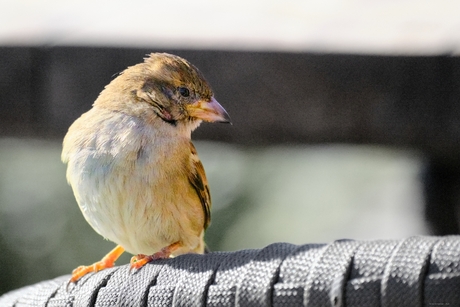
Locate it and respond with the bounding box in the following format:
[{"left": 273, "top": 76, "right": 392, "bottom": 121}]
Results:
[{"left": 178, "top": 87, "right": 190, "bottom": 97}]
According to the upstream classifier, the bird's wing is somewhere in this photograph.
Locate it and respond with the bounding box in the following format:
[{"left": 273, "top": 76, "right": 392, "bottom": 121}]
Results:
[{"left": 188, "top": 142, "right": 211, "bottom": 229}]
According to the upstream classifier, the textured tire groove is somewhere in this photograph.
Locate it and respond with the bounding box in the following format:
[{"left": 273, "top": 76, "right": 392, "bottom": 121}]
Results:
[
  {"left": 267, "top": 244, "right": 300, "bottom": 306},
  {"left": 95, "top": 266, "right": 132, "bottom": 306},
  {"left": 72, "top": 267, "right": 119, "bottom": 307},
  {"left": 205, "top": 252, "right": 238, "bottom": 306},
  {"left": 273, "top": 243, "right": 320, "bottom": 307},
  {"left": 199, "top": 253, "right": 225, "bottom": 306},
  {"left": 43, "top": 281, "right": 61, "bottom": 307},
  {"left": 418, "top": 240, "right": 435, "bottom": 307},
  {"left": 236, "top": 243, "right": 297, "bottom": 307},
  {"left": 88, "top": 274, "right": 111, "bottom": 307},
  {"left": 189, "top": 253, "right": 230, "bottom": 307},
  {"left": 14, "top": 276, "right": 65, "bottom": 307},
  {"left": 304, "top": 240, "right": 361, "bottom": 306},
  {"left": 331, "top": 241, "right": 358, "bottom": 307},
  {"left": 170, "top": 253, "right": 226, "bottom": 307},
  {"left": 345, "top": 240, "right": 399, "bottom": 306},
  {"left": 381, "top": 236, "right": 439, "bottom": 307},
  {"left": 118, "top": 262, "right": 164, "bottom": 307},
  {"left": 2, "top": 236, "right": 460, "bottom": 307},
  {"left": 423, "top": 236, "right": 460, "bottom": 306}
]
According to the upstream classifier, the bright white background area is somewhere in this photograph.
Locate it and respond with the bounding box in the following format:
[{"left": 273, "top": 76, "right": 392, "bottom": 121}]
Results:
[{"left": 1, "top": 0, "right": 460, "bottom": 54}]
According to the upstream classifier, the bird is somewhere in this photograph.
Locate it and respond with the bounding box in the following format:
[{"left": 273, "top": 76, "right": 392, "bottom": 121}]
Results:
[{"left": 62, "top": 52, "right": 230, "bottom": 282}]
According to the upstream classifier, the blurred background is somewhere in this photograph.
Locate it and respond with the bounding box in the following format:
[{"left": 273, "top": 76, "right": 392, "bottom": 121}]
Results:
[{"left": 1, "top": 0, "right": 460, "bottom": 295}]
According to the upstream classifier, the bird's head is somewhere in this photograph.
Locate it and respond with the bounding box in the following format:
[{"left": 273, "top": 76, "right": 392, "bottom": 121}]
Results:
[{"left": 96, "top": 53, "right": 230, "bottom": 130}]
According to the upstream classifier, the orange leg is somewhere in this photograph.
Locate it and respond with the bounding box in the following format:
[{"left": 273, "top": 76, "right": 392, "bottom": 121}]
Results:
[
  {"left": 130, "top": 242, "right": 181, "bottom": 270},
  {"left": 70, "top": 245, "right": 125, "bottom": 282}
]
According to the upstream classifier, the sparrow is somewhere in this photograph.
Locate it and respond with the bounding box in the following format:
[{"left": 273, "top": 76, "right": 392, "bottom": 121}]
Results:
[{"left": 62, "top": 53, "right": 230, "bottom": 282}]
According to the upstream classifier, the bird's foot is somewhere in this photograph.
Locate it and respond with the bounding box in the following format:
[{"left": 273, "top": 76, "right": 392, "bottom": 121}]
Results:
[
  {"left": 70, "top": 245, "right": 125, "bottom": 282},
  {"left": 130, "top": 242, "right": 181, "bottom": 270}
]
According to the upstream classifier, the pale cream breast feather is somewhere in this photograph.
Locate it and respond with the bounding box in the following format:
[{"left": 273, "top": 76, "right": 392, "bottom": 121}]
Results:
[{"left": 63, "top": 107, "right": 205, "bottom": 255}]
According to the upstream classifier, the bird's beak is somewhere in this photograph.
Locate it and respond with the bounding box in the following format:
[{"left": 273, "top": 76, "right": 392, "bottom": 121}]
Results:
[{"left": 187, "top": 97, "right": 231, "bottom": 123}]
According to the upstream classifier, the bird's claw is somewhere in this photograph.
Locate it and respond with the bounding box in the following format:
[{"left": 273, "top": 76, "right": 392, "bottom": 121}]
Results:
[
  {"left": 69, "top": 261, "right": 110, "bottom": 283},
  {"left": 129, "top": 242, "right": 180, "bottom": 272},
  {"left": 68, "top": 245, "right": 125, "bottom": 283}
]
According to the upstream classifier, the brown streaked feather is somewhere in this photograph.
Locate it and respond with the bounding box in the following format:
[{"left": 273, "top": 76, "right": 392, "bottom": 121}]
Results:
[{"left": 188, "top": 142, "right": 211, "bottom": 229}]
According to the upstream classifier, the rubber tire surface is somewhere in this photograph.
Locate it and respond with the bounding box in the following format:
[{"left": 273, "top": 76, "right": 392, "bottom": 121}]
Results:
[{"left": 1, "top": 236, "right": 459, "bottom": 306}]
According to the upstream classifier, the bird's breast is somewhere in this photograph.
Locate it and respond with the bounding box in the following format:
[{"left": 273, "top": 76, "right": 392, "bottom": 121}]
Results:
[{"left": 64, "top": 109, "right": 201, "bottom": 254}]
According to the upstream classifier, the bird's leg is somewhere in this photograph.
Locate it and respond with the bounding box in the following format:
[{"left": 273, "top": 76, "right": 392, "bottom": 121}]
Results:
[
  {"left": 70, "top": 245, "right": 125, "bottom": 282},
  {"left": 130, "top": 242, "right": 181, "bottom": 269}
]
